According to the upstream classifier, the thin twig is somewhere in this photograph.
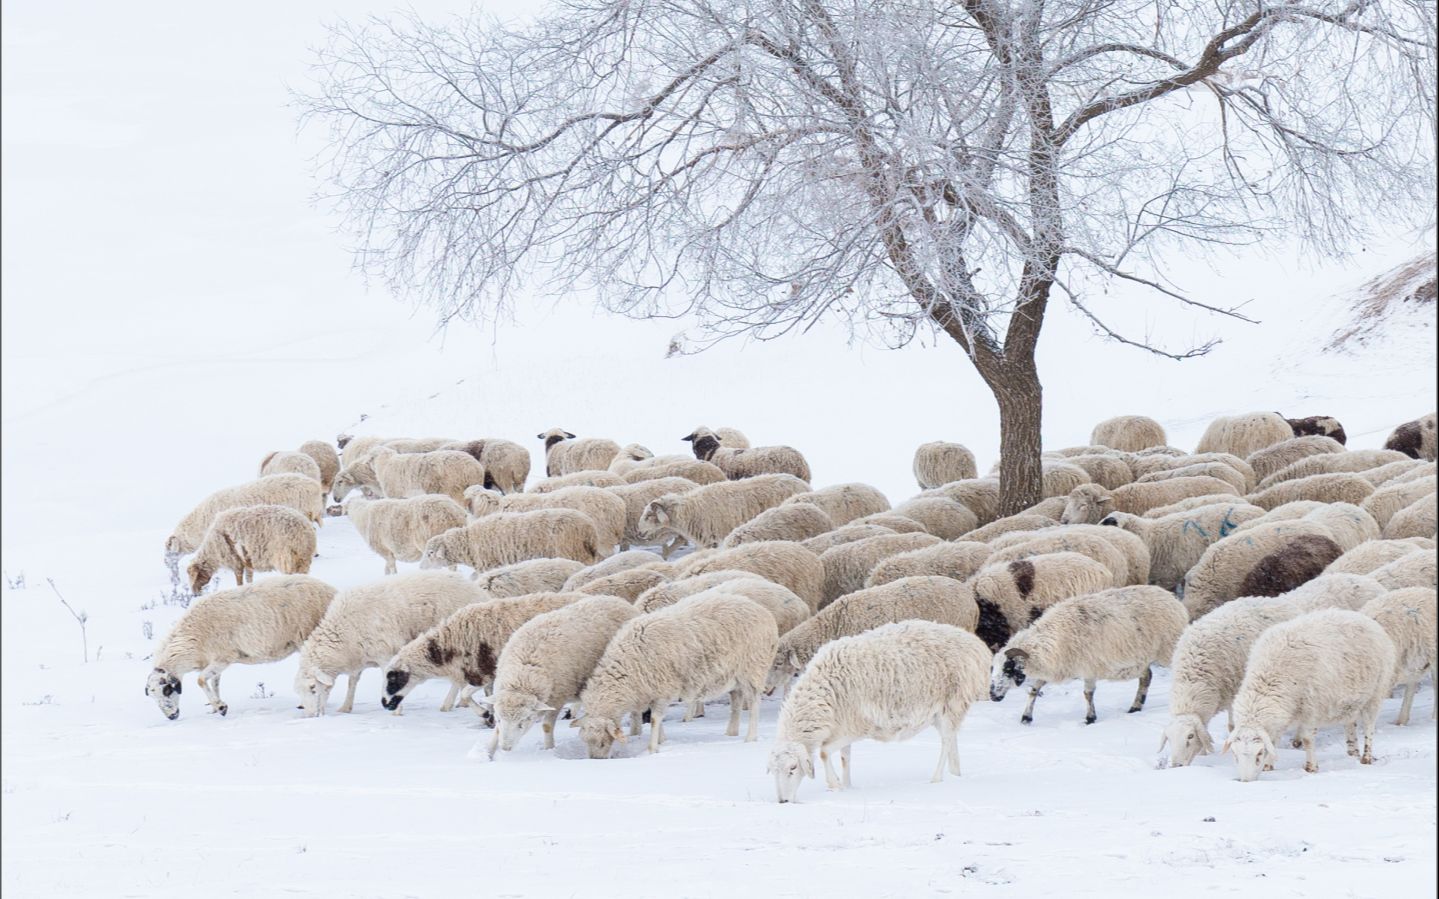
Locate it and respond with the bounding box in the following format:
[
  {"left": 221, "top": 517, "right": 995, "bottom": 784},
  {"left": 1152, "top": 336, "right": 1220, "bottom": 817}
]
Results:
[{"left": 47, "top": 578, "right": 88, "bottom": 663}]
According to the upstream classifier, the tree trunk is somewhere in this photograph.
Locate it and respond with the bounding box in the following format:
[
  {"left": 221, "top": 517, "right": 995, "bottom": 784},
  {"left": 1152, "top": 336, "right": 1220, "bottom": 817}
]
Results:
[{"left": 988, "top": 362, "right": 1044, "bottom": 517}]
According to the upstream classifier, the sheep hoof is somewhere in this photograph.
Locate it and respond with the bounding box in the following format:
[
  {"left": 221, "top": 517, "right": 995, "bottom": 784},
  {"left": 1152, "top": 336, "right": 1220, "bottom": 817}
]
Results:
[
  {"left": 1127, "top": 705, "right": 1143, "bottom": 714},
  {"left": 1360, "top": 753, "right": 1374, "bottom": 765},
  {"left": 1084, "top": 714, "right": 1097, "bottom": 725},
  {"left": 1304, "top": 762, "right": 1319, "bottom": 774},
  {"left": 1346, "top": 746, "right": 1359, "bottom": 758},
  {"left": 1019, "top": 715, "right": 1032, "bottom": 725}
]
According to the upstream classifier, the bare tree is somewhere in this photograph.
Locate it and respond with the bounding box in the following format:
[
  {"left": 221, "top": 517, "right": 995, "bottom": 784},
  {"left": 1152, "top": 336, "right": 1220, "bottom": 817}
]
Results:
[{"left": 301, "top": 0, "right": 1434, "bottom": 514}]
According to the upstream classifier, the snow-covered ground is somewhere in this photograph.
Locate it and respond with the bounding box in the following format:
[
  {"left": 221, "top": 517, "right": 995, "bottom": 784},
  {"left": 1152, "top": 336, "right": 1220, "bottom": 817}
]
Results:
[{"left": 2, "top": 2, "right": 1435, "bottom": 897}]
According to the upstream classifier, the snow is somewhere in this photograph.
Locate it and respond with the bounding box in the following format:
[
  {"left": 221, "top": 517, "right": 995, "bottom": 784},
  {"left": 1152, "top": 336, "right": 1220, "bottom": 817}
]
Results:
[{"left": 2, "top": 2, "right": 1435, "bottom": 897}]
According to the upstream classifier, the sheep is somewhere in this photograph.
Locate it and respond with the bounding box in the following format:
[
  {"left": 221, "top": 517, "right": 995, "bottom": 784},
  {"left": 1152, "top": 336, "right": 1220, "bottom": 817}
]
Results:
[
  {"left": 1040, "top": 461, "right": 1093, "bottom": 498},
  {"left": 817, "top": 532, "right": 943, "bottom": 607},
  {"left": 1141, "top": 493, "right": 1254, "bottom": 519},
  {"left": 1194, "top": 412, "right": 1294, "bottom": 459},
  {"left": 1386, "top": 493, "right": 1437, "bottom": 540},
  {"left": 538, "top": 429, "right": 622, "bottom": 476},
  {"left": 800, "top": 524, "right": 898, "bottom": 554},
  {"left": 1326, "top": 538, "right": 1431, "bottom": 576},
  {"left": 959, "top": 513, "right": 1057, "bottom": 544},
  {"left": 340, "top": 446, "right": 486, "bottom": 506},
  {"left": 1181, "top": 521, "right": 1343, "bottom": 619},
  {"left": 1258, "top": 449, "right": 1411, "bottom": 489},
  {"left": 380, "top": 592, "right": 583, "bottom": 713},
  {"left": 145, "top": 575, "right": 336, "bottom": 720},
  {"left": 912, "top": 441, "right": 978, "bottom": 489},
  {"left": 988, "top": 528, "right": 1144, "bottom": 588},
  {"left": 929, "top": 478, "right": 1002, "bottom": 527},
  {"left": 1284, "top": 414, "right": 1347, "bottom": 444},
  {"left": 186, "top": 505, "right": 316, "bottom": 593},
  {"left": 1283, "top": 572, "right": 1387, "bottom": 612},
  {"left": 1361, "top": 475, "right": 1438, "bottom": 530},
  {"left": 259, "top": 450, "right": 323, "bottom": 484},
  {"left": 989, "top": 585, "right": 1187, "bottom": 724},
  {"left": 297, "top": 440, "right": 341, "bottom": 493},
  {"left": 571, "top": 568, "right": 670, "bottom": 602},
  {"left": 420, "top": 509, "right": 603, "bottom": 574},
  {"left": 1362, "top": 587, "right": 1437, "bottom": 725},
  {"left": 1361, "top": 459, "right": 1433, "bottom": 487},
  {"left": 346, "top": 495, "right": 469, "bottom": 575},
  {"left": 294, "top": 571, "right": 487, "bottom": 716},
  {"left": 576, "top": 592, "right": 778, "bottom": 757},
  {"left": 1225, "top": 609, "right": 1395, "bottom": 780},
  {"left": 1047, "top": 444, "right": 1129, "bottom": 459},
  {"left": 1062, "top": 454, "right": 1135, "bottom": 490},
  {"left": 480, "top": 596, "right": 642, "bottom": 758},
  {"left": 722, "top": 503, "right": 835, "bottom": 547},
  {"left": 496, "top": 486, "right": 627, "bottom": 556},
  {"left": 530, "top": 470, "right": 627, "bottom": 493},
  {"left": 620, "top": 459, "right": 728, "bottom": 485},
  {"left": 442, "top": 438, "right": 532, "bottom": 494},
  {"left": 1128, "top": 452, "right": 1256, "bottom": 489},
  {"left": 1386, "top": 461, "right": 1439, "bottom": 486},
  {"left": 478, "top": 558, "right": 586, "bottom": 598},
  {"left": 1100, "top": 502, "right": 1265, "bottom": 590},
  {"left": 464, "top": 485, "right": 502, "bottom": 516},
  {"left": 1246, "top": 472, "right": 1375, "bottom": 513},
  {"left": 1088, "top": 414, "right": 1167, "bottom": 452},
  {"left": 767, "top": 576, "right": 979, "bottom": 691},
  {"left": 641, "top": 577, "right": 811, "bottom": 637},
  {"left": 891, "top": 497, "right": 979, "bottom": 540},
  {"left": 850, "top": 512, "right": 930, "bottom": 534},
  {"left": 683, "top": 426, "right": 812, "bottom": 482},
  {"left": 564, "top": 550, "right": 671, "bottom": 591},
  {"left": 1159, "top": 597, "right": 1301, "bottom": 767},
  {"left": 1136, "top": 462, "right": 1248, "bottom": 495},
  {"left": 608, "top": 443, "right": 660, "bottom": 474},
  {"left": 165, "top": 474, "right": 325, "bottom": 556},
  {"left": 1383, "top": 411, "right": 1438, "bottom": 461},
  {"left": 337, "top": 434, "right": 389, "bottom": 468},
  {"left": 1369, "top": 549, "right": 1437, "bottom": 590},
  {"left": 768, "top": 621, "right": 990, "bottom": 801},
  {"left": 637, "top": 473, "right": 811, "bottom": 550},
  {"left": 1059, "top": 477, "right": 1240, "bottom": 525},
  {"left": 782, "top": 483, "right": 891, "bottom": 526},
  {"left": 674, "top": 540, "right": 826, "bottom": 612},
  {"left": 1245, "top": 435, "right": 1347, "bottom": 483},
  {"left": 608, "top": 476, "right": 701, "bottom": 551},
  {"left": 969, "top": 552, "right": 1116, "bottom": 651},
  {"left": 865, "top": 541, "right": 992, "bottom": 588},
  {"left": 1233, "top": 501, "right": 1381, "bottom": 553}
]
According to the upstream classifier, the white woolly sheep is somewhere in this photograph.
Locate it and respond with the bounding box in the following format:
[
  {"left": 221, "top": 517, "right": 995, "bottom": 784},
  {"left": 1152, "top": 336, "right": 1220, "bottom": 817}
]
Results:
[
  {"left": 1362, "top": 587, "right": 1437, "bottom": 725},
  {"left": 165, "top": 474, "right": 324, "bottom": 556},
  {"left": 608, "top": 476, "right": 701, "bottom": 551},
  {"left": 337, "top": 434, "right": 389, "bottom": 468},
  {"left": 1245, "top": 435, "right": 1347, "bottom": 483},
  {"left": 782, "top": 483, "right": 891, "bottom": 526},
  {"left": 1226, "top": 609, "right": 1395, "bottom": 780},
  {"left": 1060, "top": 477, "right": 1240, "bottom": 525},
  {"left": 577, "top": 592, "right": 778, "bottom": 757},
  {"left": 683, "top": 427, "right": 811, "bottom": 482},
  {"left": 530, "top": 470, "right": 626, "bottom": 493},
  {"left": 187, "top": 505, "right": 316, "bottom": 593},
  {"left": 1361, "top": 475, "right": 1437, "bottom": 530},
  {"left": 1232, "top": 501, "right": 1380, "bottom": 553},
  {"left": 850, "top": 512, "right": 930, "bottom": 534},
  {"left": 767, "top": 576, "right": 979, "bottom": 691},
  {"left": 346, "top": 494, "right": 469, "bottom": 575},
  {"left": 638, "top": 473, "right": 810, "bottom": 550},
  {"left": 259, "top": 450, "right": 323, "bottom": 484},
  {"left": 865, "top": 541, "right": 992, "bottom": 588},
  {"left": 891, "top": 497, "right": 979, "bottom": 540},
  {"left": 987, "top": 530, "right": 1129, "bottom": 589},
  {"left": 800, "top": 524, "right": 898, "bottom": 554},
  {"left": 1129, "top": 452, "right": 1256, "bottom": 490},
  {"left": 380, "top": 592, "right": 583, "bottom": 713},
  {"left": 464, "top": 485, "right": 502, "bottom": 516},
  {"left": 145, "top": 575, "right": 336, "bottom": 720},
  {"left": 538, "top": 429, "right": 622, "bottom": 477},
  {"left": 1100, "top": 502, "right": 1265, "bottom": 590},
  {"left": 480, "top": 596, "right": 641, "bottom": 757},
  {"left": 642, "top": 577, "right": 811, "bottom": 639},
  {"left": 1383, "top": 411, "right": 1438, "bottom": 461},
  {"left": 478, "top": 558, "right": 585, "bottom": 597},
  {"left": 912, "top": 442, "right": 978, "bottom": 489},
  {"left": 1369, "top": 549, "right": 1437, "bottom": 590},
  {"left": 1046, "top": 444, "right": 1129, "bottom": 459},
  {"left": 298, "top": 440, "right": 341, "bottom": 493},
  {"left": 1090, "top": 415, "right": 1167, "bottom": 452},
  {"left": 990, "top": 585, "right": 1187, "bottom": 724},
  {"left": 1326, "top": 538, "right": 1429, "bottom": 576},
  {"left": 442, "top": 438, "right": 532, "bottom": 494},
  {"left": 1247, "top": 472, "right": 1376, "bottom": 512},
  {"left": 969, "top": 551, "right": 1116, "bottom": 651},
  {"left": 496, "top": 486, "right": 627, "bottom": 556},
  {"left": 1159, "top": 597, "right": 1300, "bottom": 767},
  {"left": 1062, "top": 454, "right": 1136, "bottom": 490},
  {"left": 928, "top": 478, "right": 1002, "bottom": 526},
  {"left": 1282, "top": 572, "right": 1386, "bottom": 612},
  {"left": 1181, "top": 521, "right": 1344, "bottom": 619},
  {"left": 563, "top": 550, "right": 671, "bottom": 591},
  {"left": 1136, "top": 462, "right": 1248, "bottom": 495},
  {"left": 722, "top": 503, "right": 835, "bottom": 547},
  {"left": 1142, "top": 493, "right": 1254, "bottom": 519},
  {"left": 675, "top": 540, "right": 826, "bottom": 612},
  {"left": 608, "top": 443, "right": 659, "bottom": 474},
  {"left": 959, "top": 513, "right": 1056, "bottom": 543},
  {"left": 294, "top": 571, "right": 486, "bottom": 716},
  {"left": 1361, "top": 459, "right": 1433, "bottom": 487},
  {"left": 990, "top": 523, "right": 1151, "bottom": 587},
  {"left": 1194, "top": 412, "right": 1294, "bottom": 459},
  {"left": 1385, "top": 493, "right": 1437, "bottom": 540},
  {"left": 817, "top": 532, "right": 942, "bottom": 607},
  {"left": 1258, "top": 448, "right": 1412, "bottom": 489},
  {"left": 769, "top": 621, "right": 990, "bottom": 802},
  {"left": 421, "top": 509, "right": 603, "bottom": 574},
  {"left": 620, "top": 459, "right": 728, "bottom": 485},
  {"left": 340, "top": 446, "right": 486, "bottom": 506},
  {"left": 571, "top": 567, "right": 670, "bottom": 602}
]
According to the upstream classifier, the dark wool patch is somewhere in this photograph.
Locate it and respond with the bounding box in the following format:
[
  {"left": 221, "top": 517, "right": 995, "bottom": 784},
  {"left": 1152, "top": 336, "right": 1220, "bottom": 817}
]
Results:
[
  {"left": 425, "top": 638, "right": 456, "bottom": 668},
  {"left": 1385, "top": 422, "right": 1425, "bottom": 459},
  {"left": 462, "top": 642, "right": 497, "bottom": 686},
  {"left": 1008, "top": 559, "right": 1037, "bottom": 597},
  {"left": 1237, "top": 534, "right": 1345, "bottom": 597},
  {"left": 385, "top": 669, "right": 410, "bottom": 697},
  {"left": 1286, "top": 416, "right": 1347, "bottom": 445},
  {"left": 974, "top": 597, "right": 1011, "bottom": 651},
  {"left": 544, "top": 433, "right": 568, "bottom": 451},
  {"left": 691, "top": 434, "right": 722, "bottom": 461},
  {"left": 1027, "top": 605, "right": 1044, "bottom": 624}
]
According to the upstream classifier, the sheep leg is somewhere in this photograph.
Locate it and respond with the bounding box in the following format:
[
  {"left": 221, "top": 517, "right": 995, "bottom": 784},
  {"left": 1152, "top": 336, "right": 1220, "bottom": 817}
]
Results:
[
  {"left": 745, "top": 687, "right": 761, "bottom": 743},
  {"left": 440, "top": 682, "right": 460, "bottom": 713},
  {"left": 648, "top": 703, "right": 666, "bottom": 753},
  {"left": 931, "top": 720, "right": 953, "bottom": 783},
  {"left": 1396, "top": 681, "right": 1416, "bottom": 726},
  {"left": 628, "top": 711, "right": 643, "bottom": 737},
  {"left": 1345, "top": 722, "right": 1360, "bottom": 758},
  {"left": 458, "top": 685, "right": 477, "bottom": 708},
  {"left": 338, "top": 672, "right": 359, "bottom": 714},
  {"left": 840, "top": 744, "right": 853, "bottom": 787},
  {"left": 945, "top": 715, "right": 962, "bottom": 776},
  {"left": 1361, "top": 716, "right": 1377, "bottom": 765},
  {"left": 199, "top": 666, "right": 228, "bottom": 716},
  {"left": 244, "top": 567, "right": 254, "bottom": 585},
  {"left": 725, "top": 689, "right": 742, "bottom": 737},
  {"left": 1083, "top": 679, "right": 1098, "bottom": 725},
  {"left": 542, "top": 708, "right": 559, "bottom": 749},
  {"left": 485, "top": 728, "right": 500, "bottom": 761},
  {"left": 820, "top": 747, "right": 842, "bottom": 791},
  {"left": 1020, "top": 680, "right": 1046, "bottom": 725},
  {"left": 383, "top": 554, "right": 397, "bottom": 576},
  {"left": 1301, "top": 728, "right": 1318, "bottom": 773},
  {"left": 233, "top": 570, "right": 244, "bottom": 587},
  {"left": 1128, "top": 666, "right": 1152, "bottom": 713}
]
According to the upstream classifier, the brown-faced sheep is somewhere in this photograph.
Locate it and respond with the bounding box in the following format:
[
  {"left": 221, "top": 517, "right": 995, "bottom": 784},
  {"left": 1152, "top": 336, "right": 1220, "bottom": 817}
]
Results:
[
  {"left": 1090, "top": 415, "right": 1168, "bottom": 452},
  {"left": 1194, "top": 412, "right": 1294, "bottom": 459},
  {"left": 912, "top": 441, "right": 979, "bottom": 489}
]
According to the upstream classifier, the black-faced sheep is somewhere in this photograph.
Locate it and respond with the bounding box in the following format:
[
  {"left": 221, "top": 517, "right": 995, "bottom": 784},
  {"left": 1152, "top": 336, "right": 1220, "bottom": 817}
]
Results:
[
  {"left": 683, "top": 426, "right": 812, "bottom": 482},
  {"left": 968, "top": 551, "right": 1115, "bottom": 651},
  {"left": 1284, "top": 415, "right": 1348, "bottom": 444},
  {"left": 537, "top": 429, "right": 623, "bottom": 476}
]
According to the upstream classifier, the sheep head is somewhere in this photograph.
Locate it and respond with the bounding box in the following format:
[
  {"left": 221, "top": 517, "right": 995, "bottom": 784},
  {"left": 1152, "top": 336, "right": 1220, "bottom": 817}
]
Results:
[
  {"left": 576, "top": 714, "right": 627, "bottom": 759},
  {"left": 1159, "top": 713, "right": 1215, "bottom": 767},
  {"left": 145, "top": 668, "right": 183, "bottom": 720},
  {"left": 767, "top": 740, "right": 815, "bottom": 803},
  {"left": 1223, "top": 725, "right": 1276, "bottom": 782},
  {"left": 681, "top": 427, "right": 721, "bottom": 461},
  {"left": 989, "top": 647, "right": 1029, "bottom": 701},
  {"left": 537, "top": 428, "right": 576, "bottom": 450},
  {"left": 1061, "top": 484, "right": 1113, "bottom": 524}
]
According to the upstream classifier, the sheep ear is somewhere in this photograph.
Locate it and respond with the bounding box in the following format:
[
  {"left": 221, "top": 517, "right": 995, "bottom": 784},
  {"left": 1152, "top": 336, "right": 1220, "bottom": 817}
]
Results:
[
  {"left": 564, "top": 431, "right": 576, "bottom": 439},
  {"left": 681, "top": 433, "right": 696, "bottom": 442},
  {"left": 314, "top": 671, "right": 336, "bottom": 687},
  {"left": 1005, "top": 648, "right": 1029, "bottom": 663},
  {"left": 787, "top": 651, "right": 801, "bottom": 671},
  {"left": 536, "top": 433, "right": 545, "bottom": 440}
]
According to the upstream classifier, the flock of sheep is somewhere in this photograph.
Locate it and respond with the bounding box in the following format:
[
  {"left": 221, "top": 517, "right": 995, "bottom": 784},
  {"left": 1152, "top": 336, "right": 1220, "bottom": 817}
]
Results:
[{"left": 147, "top": 410, "right": 1437, "bottom": 801}]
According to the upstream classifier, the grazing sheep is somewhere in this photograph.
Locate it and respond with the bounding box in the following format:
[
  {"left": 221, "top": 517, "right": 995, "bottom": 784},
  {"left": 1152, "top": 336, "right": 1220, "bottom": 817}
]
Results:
[
  {"left": 346, "top": 495, "right": 468, "bottom": 576},
  {"left": 683, "top": 427, "right": 812, "bottom": 482},
  {"left": 530, "top": 470, "right": 626, "bottom": 493},
  {"left": 294, "top": 571, "right": 486, "bottom": 716},
  {"left": 1362, "top": 587, "right": 1438, "bottom": 725},
  {"left": 865, "top": 541, "right": 992, "bottom": 588},
  {"left": 337, "top": 434, "right": 389, "bottom": 467},
  {"left": 1090, "top": 415, "right": 1168, "bottom": 452},
  {"left": 344, "top": 447, "right": 486, "bottom": 506},
  {"left": 1361, "top": 475, "right": 1438, "bottom": 530},
  {"left": 496, "top": 486, "right": 627, "bottom": 556},
  {"left": 145, "top": 576, "right": 336, "bottom": 720},
  {"left": 638, "top": 474, "right": 810, "bottom": 550},
  {"left": 1383, "top": 411, "right": 1438, "bottom": 461},
  {"left": 478, "top": 558, "right": 586, "bottom": 598},
  {"left": 608, "top": 476, "right": 701, "bottom": 551},
  {"left": 1195, "top": 412, "right": 1294, "bottom": 459},
  {"left": 929, "top": 478, "right": 1002, "bottom": 527},
  {"left": 577, "top": 593, "right": 779, "bottom": 757},
  {"left": 420, "top": 509, "right": 603, "bottom": 573},
  {"left": 767, "top": 576, "right": 979, "bottom": 691},
  {"left": 969, "top": 552, "right": 1116, "bottom": 651},
  {"left": 1386, "top": 493, "right": 1438, "bottom": 540},
  {"left": 563, "top": 550, "right": 670, "bottom": 591},
  {"left": 1259, "top": 449, "right": 1411, "bottom": 489},
  {"left": 165, "top": 474, "right": 325, "bottom": 556},
  {"left": 186, "top": 505, "right": 316, "bottom": 593},
  {"left": 1247, "top": 472, "right": 1376, "bottom": 512},
  {"left": 1369, "top": 549, "right": 1437, "bottom": 590},
  {"left": 817, "top": 532, "right": 942, "bottom": 607},
  {"left": 1159, "top": 597, "right": 1300, "bottom": 767},
  {"left": 988, "top": 529, "right": 1131, "bottom": 588},
  {"left": 768, "top": 621, "right": 990, "bottom": 801},
  {"left": 298, "top": 440, "right": 341, "bottom": 493},
  {"left": 1284, "top": 415, "right": 1348, "bottom": 444},
  {"left": 620, "top": 459, "right": 728, "bottom": 485},
  {"left": 259, "top": 450, "right": 323, "bottom": 484},
  {"left": 1245, "top": 436, "right": 1347, "bottom": 483},
  {"left": 959, "top": 514, "right": 1057, "bottom": 544},
  {"left": 783, "top": 483, "right": 891, "bottom": 526},
  {"left": 1283, "top": 572, "right": 1387, "bottom": 612},
  {"left": 1225, "top": 610, "right": 1395, "bottom": 780},
  {"left": 1233, "top": 501, "right": 1380, "bottom": 553},
  {"left": 1060, "top": 478, "right": 1240, "bottom": 525},
  {"left": 645, "top": 578, "right": 811, "bottom": 637},
  {"left": 571, "top": 568, "right": 670, "bottom": 602},
  {"left": 912, "top": 441, "right": 979, "bottom": 489},
  {"left": 989, "top": 585, "right": 1187, "bottom": 724},
  {"left": 380, "top": 592, "right": 583, "bottom": 713},
  {"left": 1100, "top": 502, "right": 1265, "bottom": 590},
  {"left": 442, "top": 438, "right": 532, "bottom": 494},
  {"left": 538, "top": 429, "right": 622, "bottom": 477},
  {"left": 1181, "top": 521, "right": 1343, "bottom": 619},
  {"left": 1136, "top": 462, "right": 1248, "bottom": 495},
  {"left": 723, "top": 503, "right": 835, "bottom": 547},
  {"left": 481, "top": 596, "right": 642, "bottom": 757},
  {"left": 800, "top": 524, "right": 898, "bottom": 554},
  {"left": 675, "top": 540, "right": 826, "bottom": 612},
  {"left": 1063, "top": 454, "right": 1136, "bottom": 490},
  {"left": 891, "top": 497, "right": 979, "bottom": 540}
]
